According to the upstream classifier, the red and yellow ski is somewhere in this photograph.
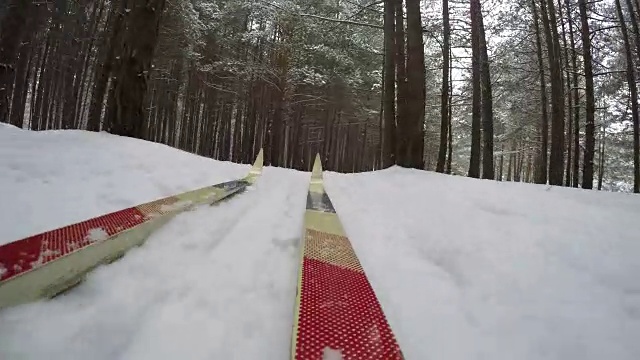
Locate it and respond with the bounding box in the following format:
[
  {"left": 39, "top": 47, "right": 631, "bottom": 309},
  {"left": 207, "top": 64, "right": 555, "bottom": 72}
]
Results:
[
  {"left": 0, "top": 149, "right": 263, "bottom": 309},
  {"left": 291, "top": 154, "right": 403, "bottom": 360}
]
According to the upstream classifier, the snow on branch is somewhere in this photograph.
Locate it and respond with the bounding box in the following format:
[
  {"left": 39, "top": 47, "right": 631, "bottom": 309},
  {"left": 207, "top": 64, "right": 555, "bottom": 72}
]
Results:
[{"left": 258, "top": 0, "right": 383, "bottom": 29}]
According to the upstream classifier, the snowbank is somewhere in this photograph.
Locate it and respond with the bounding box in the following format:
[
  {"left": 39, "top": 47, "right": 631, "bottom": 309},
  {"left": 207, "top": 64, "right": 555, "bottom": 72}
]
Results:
[
  {"left": 0, "top": 125, "right": 248, "bottom": 244},
  {"left": 1, "top": 126, "right": 639, "bottom": 359},
  {"left": 325, "top": 168, "right": 640, "bottom": 360}
]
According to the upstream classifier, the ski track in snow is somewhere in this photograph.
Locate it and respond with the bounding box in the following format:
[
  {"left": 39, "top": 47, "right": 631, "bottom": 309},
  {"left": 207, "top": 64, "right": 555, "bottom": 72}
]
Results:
[{"left": 0, "top": 166, "right": 309, "bottom": 360}]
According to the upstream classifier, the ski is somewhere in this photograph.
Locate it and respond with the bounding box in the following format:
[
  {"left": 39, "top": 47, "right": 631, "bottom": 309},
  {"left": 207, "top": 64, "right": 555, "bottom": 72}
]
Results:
[
  {"left": 0, "top": 149, "right": 263, "bottom": 309},
  {"left": 291, "top": 154, "right": 404, "bottom": 360}
]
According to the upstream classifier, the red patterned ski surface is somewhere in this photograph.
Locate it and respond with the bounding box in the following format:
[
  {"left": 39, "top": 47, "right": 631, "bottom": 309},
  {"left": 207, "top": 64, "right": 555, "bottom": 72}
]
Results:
[
  {"left": 292, "top": 155, "right": 403, "bottom": 360},
  {"left": 0, "top": 207, "right": 147, "bottom": 282}
]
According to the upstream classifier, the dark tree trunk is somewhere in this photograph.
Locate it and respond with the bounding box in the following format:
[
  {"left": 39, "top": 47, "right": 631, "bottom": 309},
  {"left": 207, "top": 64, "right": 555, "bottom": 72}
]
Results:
[
  {"left": 626, "top": 0, "right": 640, "bottom": 71},
  {"left": 8, "top": 41, "right": 31, "bottom": 127},
  {"left": 468, "top": 0, "right": 482, "bottom": 178},
  {"left": 568, "top": 0, "right": 580, "bottom": 187},
  {"left": 514, "top": 143, "right": 523, "bottom": 182},
  {"left": 0, "top": 0, "right": 31, "bottom": 123},
  {"left": 558, "top": 0, "right": 572, "bottom": 186},
  {"left": 540, "top": 0, "right": 565, "bottom": 185},
  {"left": 437, "top": 0, "right": 450, "bottom": 173},
  {"left": 233, "top": 98, "right": 244, "bottom": 163},
  {"left": 405, "top": 0, "right": 426, "bottom": 169},
  {"left": 499, "top": 143, "right": 505, "bottom": 181},
  {"left": 28, "top": 44, "right": 44, "bottom": 129},
  {"left": 31, "top": 39, "right": 50, "bottom": 131},
  {"left": 383, "top": 0, "right": 396, "bottom": 167},
  {"left": 616, "top": 0, "right": 640, "bottom": 193},
  {"left": 88, "top": 0, "right": 125, "bottom": 132},
  {"left": 578, "top": 0, "right": 596, "bottom": 189},
  {"left": 395, "top": 0, "right": 409, "bottom": 165},
  {"left": 507, "top": 140, "right": 515, "bottom": 181},
  {"left": 40, "top": 34, "right": 59, "bottom": 130},
  {"left": 533, "top": 0, "right": 549, "bottom": 184},
  {"left": 62, "top": 18, "right": 82, "bottom": 130},
  {"left": 109, "top": 0, "right": 166, "bottom": 138},
  {"left": 446, "top": 51, "right": 453, "bottom": 175},
  {"left": 597, "top": 126, "right": 605, "bottom": 190},
  {"left": 75, "top": 0, "right": 106, "bottom": 129},
  {"left": 477, "top": 1, "right": 494, "bottom": 180},
  {"left": 622, "top": 0, "right": 640, "bottom": 193}
]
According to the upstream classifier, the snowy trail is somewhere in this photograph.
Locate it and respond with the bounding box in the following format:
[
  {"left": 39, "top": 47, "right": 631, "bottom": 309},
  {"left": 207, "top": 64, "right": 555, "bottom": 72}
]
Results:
[
  {"left": 2, "top": 126, "right": 640, "bottom": 360},
  {"left": 0, "top": 167, "right": 309, "bottom": 360}
]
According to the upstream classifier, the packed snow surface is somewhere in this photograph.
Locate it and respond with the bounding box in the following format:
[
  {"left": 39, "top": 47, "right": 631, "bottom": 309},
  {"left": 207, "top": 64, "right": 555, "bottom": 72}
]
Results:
[{"left": 1, "top": 123, "right": 640, "bottom": 360}]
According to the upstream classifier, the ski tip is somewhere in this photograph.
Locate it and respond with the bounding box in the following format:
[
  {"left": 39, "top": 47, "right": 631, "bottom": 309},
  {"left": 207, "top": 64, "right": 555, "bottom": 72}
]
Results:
[
  {"left": 246, "top": 148, "right": 264, "bottom": 183},
  {"left": 252, "top": 148, "right": 264, "bottom": 170},
  {"left": 311, "top": 153, "right": 323, "bottom": 181}
]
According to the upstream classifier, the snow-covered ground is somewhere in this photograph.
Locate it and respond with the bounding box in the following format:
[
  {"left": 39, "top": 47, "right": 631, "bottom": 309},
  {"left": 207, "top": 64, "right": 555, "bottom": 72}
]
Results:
[
  {"left": 1, "top": 123, "right": 639, "bottom": 360},
  {"left": 0, "top": 123, "right": 249, "bottom": 244}
]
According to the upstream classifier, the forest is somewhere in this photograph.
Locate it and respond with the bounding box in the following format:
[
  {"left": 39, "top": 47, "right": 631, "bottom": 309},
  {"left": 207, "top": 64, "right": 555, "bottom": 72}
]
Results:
[{"left": 0, "top": 0, "right": 638, "bottom": 193}]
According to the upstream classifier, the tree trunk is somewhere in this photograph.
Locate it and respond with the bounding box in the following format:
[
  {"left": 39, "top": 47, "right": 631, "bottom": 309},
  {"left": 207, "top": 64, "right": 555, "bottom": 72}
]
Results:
[
  {"left": 405, "top": 0, "right": 426, "bottom": 169},
  {"left": 437, "top": 0, "right": 450, "bottom": 173},
  {"left": 383, "top": 0, "right": 396, "bottom": 167},
  {"left": 8, "top": 41, "right": 31, "bottom": 127},
  {"left": 540, "top": 0, "right": 565, "bottom": 185},
  {"left": 395, "top": 0, "right": 409, "bottom": 166},
  {"left": 558, "top": 0, "right": 572, "bottom": 186},
  {"left": 597, "top": 126, "right": 605, "bottom": 190},
  {"left": 533, "top": 0, "right": 549, "bottom": 184},
  {"left": 109, "top": 0, "right": 166, "bottom": 138},
  {"left": 623, "top": 0, "right": 640, "bottom": 193},
  {"left": 568, "top": 0, "right": 580, "bottom": 187},
  {"left": 507, "top": 140, "right": 515, "bottom": 181},
  {"left": 499, "top": 143, "right": 505, "bottom": 180},
  {"left": 0, "top": 0, "right": 31, "bottom": 123},
  {"left": 477, "top": 1, "right": 494, "bottom": 179},
  {"left": 31, "top": 39, "right": 50, "bottom": 130},
  {"left": 468, "top": 0, "right": 482, "bottom": 178},
  {"left": 446, "top": 50, "right": 453, "bottom": 174},
  {"left": 578, "top": 0, "right": 596, "bottom": 189},
  {"left": 88, "top": 0, "right": 125, "bottom": 132}
]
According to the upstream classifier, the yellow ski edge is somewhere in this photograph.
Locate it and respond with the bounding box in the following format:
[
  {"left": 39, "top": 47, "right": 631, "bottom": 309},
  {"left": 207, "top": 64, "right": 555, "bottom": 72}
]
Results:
[
  {"left": 244, "top": 148, "right": 264, "bottom": 184},
  {"left": 291, "top": 153, "right": 322, "bottom": 360}
]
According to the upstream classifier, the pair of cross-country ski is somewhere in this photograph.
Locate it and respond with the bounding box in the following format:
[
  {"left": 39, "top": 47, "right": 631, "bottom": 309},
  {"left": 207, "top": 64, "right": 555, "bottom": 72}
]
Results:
[{"left": 0, "top": 150, "right": 404, "bottom": 360}]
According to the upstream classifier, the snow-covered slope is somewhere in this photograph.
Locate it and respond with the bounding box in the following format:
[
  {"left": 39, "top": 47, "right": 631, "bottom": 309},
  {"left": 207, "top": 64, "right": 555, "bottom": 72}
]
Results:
[
  {"left": 324, "top": 169, "right": 640, "bottom": 360},
  {"left": 1, "top": 124, "right": 639, "bottom": 360},
  {"left": 0, "top": 123, "right": 249, "bottom": 244}
]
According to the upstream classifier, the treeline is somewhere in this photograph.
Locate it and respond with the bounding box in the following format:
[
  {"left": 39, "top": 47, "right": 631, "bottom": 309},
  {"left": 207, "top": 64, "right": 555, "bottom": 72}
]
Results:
[
  {"left": 423, "top": 0, "right": 639, "bottom": 192},
  {"left": 0, "top": 0, "right": 638, "bottom": 192},
  {"left": 0, "top": 0, "right": 382, "bottom": 172}
]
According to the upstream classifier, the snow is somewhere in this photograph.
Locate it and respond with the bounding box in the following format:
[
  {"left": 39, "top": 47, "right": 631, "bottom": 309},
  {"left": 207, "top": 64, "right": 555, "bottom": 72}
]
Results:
[
  {"left": 0, "top": 124, "right": 247, "bottom": 245},
  {"left": 86, "top": 228, "right": 109, "bottom": 242},
  {"left": 324, "top": 169, "right": 640, "bottom": 360},
  {"left": 1, "top": 166, "right": 307, "bottom": 359},
  {"left": 1, "top": 124, "right": 640, "bottom": 359},
  {"left": 323, "top": 348, "right": 343, "bottom": 360},
  {"left": 158, "top": 200, "right": 193, "bottom": 214}
]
